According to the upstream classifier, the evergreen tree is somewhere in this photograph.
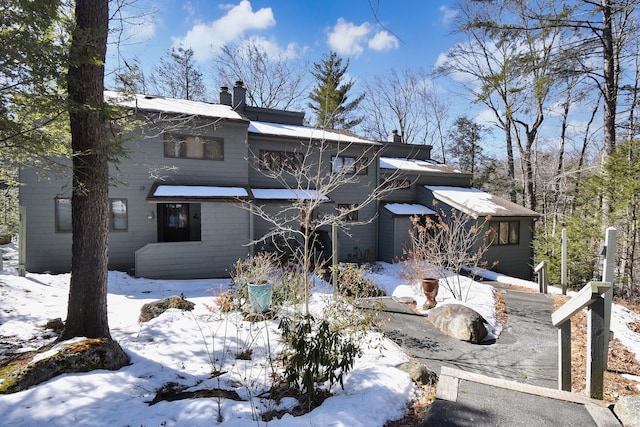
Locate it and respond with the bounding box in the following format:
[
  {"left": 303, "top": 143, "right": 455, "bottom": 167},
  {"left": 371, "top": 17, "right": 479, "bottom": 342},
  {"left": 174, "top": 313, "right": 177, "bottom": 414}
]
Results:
[
  {"left": 62, "top": 0, "right": 114, "bottom": 341},
  {"left": 149, "top": 46, "right": 207, "bottom": 101},
  {"left": 0, "top": 0, "right": 70, "bottom": 178},
  {"left": 446, "top": 116, "right": 490, "bottom": 186},
  {"left": 308, "top": 52, "right": 364, "bottom": 129}
]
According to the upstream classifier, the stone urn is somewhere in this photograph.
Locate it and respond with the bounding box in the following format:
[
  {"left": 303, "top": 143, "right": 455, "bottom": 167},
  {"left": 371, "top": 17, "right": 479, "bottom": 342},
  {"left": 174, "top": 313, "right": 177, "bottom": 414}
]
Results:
[{"left": 421, "top": 278, "right": 439, "bottom": 310}]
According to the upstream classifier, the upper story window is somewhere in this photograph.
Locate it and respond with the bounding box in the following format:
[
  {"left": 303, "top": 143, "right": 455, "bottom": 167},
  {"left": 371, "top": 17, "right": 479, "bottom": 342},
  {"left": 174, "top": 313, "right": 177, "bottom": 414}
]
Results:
[
  {"left": 259, "top": 150, "right": 303, "bottom": 172},
  {"left": 331, "top": 156, "right": 368, "bottom": 175},
  {"left": 164, "top": 133, "right": 224, "bottom": 161},
  {"left": 338, "top": 204, "right": 359, "bottom": 221},
  {"left": 488, "top": 220, "right": 520, "bottom": 245},
  {"left": 55, "top": 198, "right": 128, "bottom": 233}
]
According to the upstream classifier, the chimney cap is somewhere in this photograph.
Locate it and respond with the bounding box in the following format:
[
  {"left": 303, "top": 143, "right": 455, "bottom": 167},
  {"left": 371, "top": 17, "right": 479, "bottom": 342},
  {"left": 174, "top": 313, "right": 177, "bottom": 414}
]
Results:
[{"left": 234, "top": 80, "right": 244, "bottom": 87}]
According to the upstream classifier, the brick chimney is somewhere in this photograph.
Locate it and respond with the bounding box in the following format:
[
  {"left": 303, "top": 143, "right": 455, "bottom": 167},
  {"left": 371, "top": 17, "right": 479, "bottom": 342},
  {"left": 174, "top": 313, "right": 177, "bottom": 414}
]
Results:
[
  {"left": 232, "top": 80, "right": 246, "bottom": 111},
  {"left": 219, "top": 86, "right": 232, "bottom": 106}
]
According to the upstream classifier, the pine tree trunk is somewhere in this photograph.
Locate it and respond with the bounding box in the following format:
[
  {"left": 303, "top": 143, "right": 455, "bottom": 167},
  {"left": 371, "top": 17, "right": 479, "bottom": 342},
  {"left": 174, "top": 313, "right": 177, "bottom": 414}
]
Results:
[{"left": 61, "top": 0, "right": 111, "bottom": 340}]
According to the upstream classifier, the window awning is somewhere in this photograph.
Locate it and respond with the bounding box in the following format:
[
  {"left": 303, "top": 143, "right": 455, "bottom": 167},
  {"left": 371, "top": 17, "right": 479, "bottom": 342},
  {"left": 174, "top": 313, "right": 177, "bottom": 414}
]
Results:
[
  {"left": 384, "top": 203, "right": 435, "bottom": 216},
  {"left": 250, "top": 188, "right": 331, "bottom": 201},
  {"left": 147, "top": 184, "right": 249, "bottom": 202}
]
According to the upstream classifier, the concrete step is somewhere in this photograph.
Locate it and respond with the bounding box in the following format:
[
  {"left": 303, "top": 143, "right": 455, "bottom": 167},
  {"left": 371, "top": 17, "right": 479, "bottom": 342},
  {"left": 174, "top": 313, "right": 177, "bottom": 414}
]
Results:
[{"left": 423, "top": 367, "right": 620, "bottom": 427}]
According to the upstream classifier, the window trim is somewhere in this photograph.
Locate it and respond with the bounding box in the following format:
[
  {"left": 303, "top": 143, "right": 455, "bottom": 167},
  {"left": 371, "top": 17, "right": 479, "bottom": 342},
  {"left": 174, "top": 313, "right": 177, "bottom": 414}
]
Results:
[
  {"left": 338, "top": 203, "right": 359, "bottom": 221},
  {"left": 331, "top": 155, "right": 368, "bottom": 175},
  {"left": 109, "top": 198, "right": 128, "bottom": 232},
  {"left": 54, "top": 197, "right": 129, "bottom": 233},
  {"left": 258, "top": 149, "right": 304, "bottom": 172},
  {"left": 489, "top": 220, "right": 520, "bottom": 246},
  {"left": 54, "top": 197, "right": 72, "bottom": 233},
  {"left": 163, "top": 133, "right": 224, "bottom": 161}
]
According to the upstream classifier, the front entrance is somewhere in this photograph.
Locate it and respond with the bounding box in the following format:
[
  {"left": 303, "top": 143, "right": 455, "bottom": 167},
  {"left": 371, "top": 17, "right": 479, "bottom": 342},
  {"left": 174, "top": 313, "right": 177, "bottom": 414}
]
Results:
[{"left": 157, "top": 203, "right": 201, "bottom": 242}]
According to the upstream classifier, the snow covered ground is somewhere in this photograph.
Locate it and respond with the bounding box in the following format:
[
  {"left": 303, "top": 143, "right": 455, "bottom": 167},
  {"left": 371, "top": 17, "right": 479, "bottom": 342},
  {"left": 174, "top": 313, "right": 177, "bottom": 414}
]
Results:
[{"left": 0, "top": 242, "right": 638, "bottom": 426}]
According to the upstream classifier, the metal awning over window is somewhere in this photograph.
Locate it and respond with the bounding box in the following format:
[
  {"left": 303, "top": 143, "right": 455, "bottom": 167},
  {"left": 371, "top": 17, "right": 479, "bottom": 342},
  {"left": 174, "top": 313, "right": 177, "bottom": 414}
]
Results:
[
  {"left": 250, "top": 188, "right": 331, "bottom": 202},
  {"left": 147, "top": 184, "right": 249, "bottom": 202},
  {"left": 384, "top": 203, "right": 435, "bottom": 216}
]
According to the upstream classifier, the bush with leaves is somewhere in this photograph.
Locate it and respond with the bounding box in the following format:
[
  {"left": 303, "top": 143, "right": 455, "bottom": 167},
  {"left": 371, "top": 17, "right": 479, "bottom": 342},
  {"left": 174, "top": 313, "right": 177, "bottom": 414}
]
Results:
[{"left": 278, "top": 313, "right": 362, "bottom": 407}]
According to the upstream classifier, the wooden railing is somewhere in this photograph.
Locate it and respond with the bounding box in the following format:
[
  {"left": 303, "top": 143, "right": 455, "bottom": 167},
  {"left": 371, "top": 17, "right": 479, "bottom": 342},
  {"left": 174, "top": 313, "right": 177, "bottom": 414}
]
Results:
[
  {"left": 551, "top": 281, "right": 612, "bottom": 400},
  {"left": 534, "top": 260, "right": 549, "bottom": 294}
]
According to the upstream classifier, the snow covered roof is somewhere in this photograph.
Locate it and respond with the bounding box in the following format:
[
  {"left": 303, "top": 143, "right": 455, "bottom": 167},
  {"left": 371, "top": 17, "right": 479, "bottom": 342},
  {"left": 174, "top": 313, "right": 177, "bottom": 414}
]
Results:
[
  {"left": 380, "top": 157, "right": 467, "bottom": 175},
  {"left": 148, "top": 185, "right": 248, "bottom": 200},
  {"left": 105, "top": 91, "right": 245, "bottom": 121},
  {"left": 251, "top": 188, "right": 330, "bottom": 201},
  {"left": 426, "top": 186, "right": 540, "bottom": 218},
  {"left": 384, "top": 203, "right": 436, "bottom": 216},
  {"left": 249, "top": 121, "right": 376, "bottom": 145}
]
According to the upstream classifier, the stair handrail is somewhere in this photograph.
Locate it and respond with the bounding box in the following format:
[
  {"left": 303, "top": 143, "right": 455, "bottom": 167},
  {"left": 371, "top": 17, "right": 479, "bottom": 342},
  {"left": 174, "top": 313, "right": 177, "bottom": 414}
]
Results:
[{"left": 551, "top": 281, "right": 612, "bottom": 400}]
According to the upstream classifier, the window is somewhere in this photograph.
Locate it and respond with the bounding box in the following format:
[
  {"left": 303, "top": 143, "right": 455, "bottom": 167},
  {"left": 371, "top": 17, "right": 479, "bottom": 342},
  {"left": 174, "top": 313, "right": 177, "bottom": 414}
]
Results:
[
  {"left": 55, "top": 198, "right": 128, "bottom": 232},
  {"left": 110, "top": 199, "right": 128, "bottom": 231},
  {"left": 331, "top": 156, "right": 367, "bottom": 175},
  {"left": 55, "top": 198, "right": 72, "bottom": 232},
  {"left": 164, "top": 134, "right": 224, "bottom": 160},
  {"left": 338, "top": 204, "right": 359, "bottom": 221},
  {"left": 489, "top": 221, "right": 520, "bottom": 245},
  {"left": 259, "top": 150, "right": 303, "bottom": 172}
]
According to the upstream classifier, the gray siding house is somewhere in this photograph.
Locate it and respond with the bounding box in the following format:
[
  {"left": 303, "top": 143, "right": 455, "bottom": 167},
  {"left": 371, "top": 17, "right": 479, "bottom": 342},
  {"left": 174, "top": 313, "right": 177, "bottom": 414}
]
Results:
[{"left": 19, "top": 82, "right": 539, "bottom": 280}]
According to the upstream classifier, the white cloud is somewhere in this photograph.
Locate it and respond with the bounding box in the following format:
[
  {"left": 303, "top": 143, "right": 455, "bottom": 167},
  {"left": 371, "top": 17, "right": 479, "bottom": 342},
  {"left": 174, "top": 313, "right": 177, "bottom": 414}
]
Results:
[
  {"left": 368, "top": 30, "right": 399, "bottom": 52},
  {"left": 173, "top": 0, "right": 275, "bottom": 61},
  {"left": 242, "top": 35, "right": 302, "bottom": 60},
  {"left": 439, "top": 5, "right": 458, "bottom": 26},
  {"left": 327, "top": 18, "right": 372, "bottom": 57}
]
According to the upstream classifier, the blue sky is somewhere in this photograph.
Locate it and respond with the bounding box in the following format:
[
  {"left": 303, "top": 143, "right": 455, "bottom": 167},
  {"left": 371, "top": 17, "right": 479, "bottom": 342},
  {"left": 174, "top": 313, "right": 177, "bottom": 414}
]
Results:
[{"left": 109, "top": 0, "right": 462, "bottom": 93}]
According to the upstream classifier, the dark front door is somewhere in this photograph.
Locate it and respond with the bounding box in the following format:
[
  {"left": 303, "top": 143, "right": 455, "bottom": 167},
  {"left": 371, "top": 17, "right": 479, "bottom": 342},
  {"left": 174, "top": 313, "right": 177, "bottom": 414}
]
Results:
[{"left": 159, "top": 203, "right": 190, "bottom": 242}]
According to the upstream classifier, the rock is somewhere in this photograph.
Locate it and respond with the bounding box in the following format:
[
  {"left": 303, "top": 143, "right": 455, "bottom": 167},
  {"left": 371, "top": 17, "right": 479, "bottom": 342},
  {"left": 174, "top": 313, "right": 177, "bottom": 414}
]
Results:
[
  {"left": 614, "top": 395, "right": 640, "bottom": 427},
  {"left": 0, "top": 337, "right": 129, "bottom": 394},
  {"left": 44, "top": 318, "right": 64, "bottom": 332},
  {"left": 139, "top": 295, "right": 195, "bottom": 322},
  {"left": 395, "top": 362, "right": 438, "bottom": 385},
  {"left": 395, "top": 296, "right": 416, "bottom": 305},
  {"left": 428, "top": 303, "right": 488, "bottom": 343}
]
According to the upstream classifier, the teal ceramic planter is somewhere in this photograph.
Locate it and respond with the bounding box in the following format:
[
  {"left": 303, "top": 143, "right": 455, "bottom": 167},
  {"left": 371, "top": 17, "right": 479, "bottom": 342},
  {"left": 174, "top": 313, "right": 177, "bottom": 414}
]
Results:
[{"left": 247, "top": 282, "right": 273, "bottom": 313}]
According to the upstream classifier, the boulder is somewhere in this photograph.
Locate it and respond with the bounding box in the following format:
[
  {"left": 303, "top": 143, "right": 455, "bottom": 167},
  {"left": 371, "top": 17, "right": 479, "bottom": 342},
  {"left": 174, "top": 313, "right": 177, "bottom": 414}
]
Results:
[
  {"left": 0, "top": 337, "right": 129, "bottom": 394},
  {"left": 614, "top": 395, "right": 640, "bottom": 427},
  {"left": 428, "top": 303, "right": 488, "bottom": 343},
  {"left": 139, "top": 295, "right": 195, "bottom": 322},
  {"left": 395, "top": 361, "right": 438, "bottom": 385}
]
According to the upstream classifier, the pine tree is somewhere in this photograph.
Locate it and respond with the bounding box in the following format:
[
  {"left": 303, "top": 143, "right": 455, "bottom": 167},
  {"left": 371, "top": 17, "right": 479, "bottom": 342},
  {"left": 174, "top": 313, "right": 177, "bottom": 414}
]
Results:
[{"left": 308, "top": 52, "right": 364, "bottom": 130}]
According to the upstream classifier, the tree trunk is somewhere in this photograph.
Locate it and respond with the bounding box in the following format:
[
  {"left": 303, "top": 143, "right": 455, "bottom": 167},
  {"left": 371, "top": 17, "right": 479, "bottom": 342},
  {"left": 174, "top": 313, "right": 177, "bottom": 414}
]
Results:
[
  {"left": 61, "top": 0, "right": 111, "bottom": 340},
  {"left": 601, "top": 0, "right": 617, "bottom": 158}
]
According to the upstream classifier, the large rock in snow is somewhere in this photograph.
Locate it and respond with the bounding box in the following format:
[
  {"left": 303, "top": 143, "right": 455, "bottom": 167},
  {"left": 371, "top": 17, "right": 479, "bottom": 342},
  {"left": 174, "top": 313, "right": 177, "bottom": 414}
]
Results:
[
  {"left": 0, "top": 338, "right": 129, "bottom": 394},
  {"left": 614, "top": 395, "right": 640, "bottom": 427},
  {"left": 139, "top": 295, "right": 195, "bottom": 322},
  {"left": 428, "top": 303, "right": 488, "bottom": 343}
]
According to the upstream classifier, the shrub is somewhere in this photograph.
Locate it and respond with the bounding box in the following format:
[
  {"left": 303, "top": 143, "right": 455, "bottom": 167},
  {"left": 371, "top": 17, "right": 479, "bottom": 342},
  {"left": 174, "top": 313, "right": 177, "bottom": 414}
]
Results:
[{"left": 279, "top": 314, "right": 362, "bottom": 407}]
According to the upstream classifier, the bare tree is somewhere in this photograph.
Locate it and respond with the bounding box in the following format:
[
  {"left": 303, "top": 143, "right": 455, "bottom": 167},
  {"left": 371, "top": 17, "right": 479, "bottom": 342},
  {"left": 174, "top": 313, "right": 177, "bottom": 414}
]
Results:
[
  {"left": 361, "top": 67, "right": 446, "bottom": 146},
  {"left": 403, "top": 210, "right": 492, "bottom": 302},
  {"left": 149, "top": 46, "right": 208, "bottom": 101},
  {"left": 213, "top": 38, "right": 309, "bottom": 110},
  {"left": 240, "top": 138, "right": 402, "bottom": 314}
]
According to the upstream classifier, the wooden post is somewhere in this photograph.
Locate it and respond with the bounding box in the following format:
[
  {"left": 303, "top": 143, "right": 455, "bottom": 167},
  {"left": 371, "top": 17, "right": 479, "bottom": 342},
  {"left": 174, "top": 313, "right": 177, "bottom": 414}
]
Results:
[
  {"left": 561, "top": 228, "right": 567, "bottom": 295},
  {"left": 534, "top": 260, "right": 548, "bottom": 294},
  {"left": 601, "top": 227, "right": 616, "bottom": 369},
  {"left": 587, "top": 295, "right": 606, "bottom": 400},
  {"left": 332, "top": 223, "right": 338, "bottom": 289},
  {"left": 18, "top": 205, "right": 26, "bottom": 277},
  {"left": 558, "top": 321, "right": 572, "bottom": 391}
]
